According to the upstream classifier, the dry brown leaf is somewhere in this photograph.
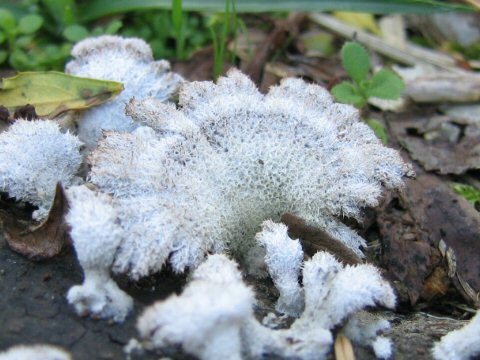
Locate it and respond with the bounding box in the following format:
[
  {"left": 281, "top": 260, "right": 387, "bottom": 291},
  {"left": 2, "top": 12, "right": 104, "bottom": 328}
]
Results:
[
  {"left": 377, "top": 166, "right": 480, "bottom": 307},
  {"left": 281, "top": 213, "right": 362, "bottom": 265},
  {"left": 0, "top": 184, "right": 69, "bottom": 260},
  {"left": 389, "top": 111, "right": 480, "bottom": 175},
  {"left": 334, "top": 334, "right": 355, "bottom": 360}
]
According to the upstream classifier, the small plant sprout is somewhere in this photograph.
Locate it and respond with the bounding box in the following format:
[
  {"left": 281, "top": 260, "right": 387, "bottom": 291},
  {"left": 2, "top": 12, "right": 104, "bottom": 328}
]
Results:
[
  {"left": 136, "top": 225, "right": 396, "bottom": 360},
  {"left": 332, "top": 41, "right": 405, "bottom": 108},
  {"left": 66, "top": 69, "right": 411, "bottom": 322},
  {"left": 65, "top": 35, "right": 183, "bottom": 151},
  {"left": 0, "top": 9, "right": 43, "bottom": 69},
  {"left": 432, "top": 311, "right": 480, "bottom": 360},
  {"left": 0, "top": 119, "right": 82, "bottom": 220}
]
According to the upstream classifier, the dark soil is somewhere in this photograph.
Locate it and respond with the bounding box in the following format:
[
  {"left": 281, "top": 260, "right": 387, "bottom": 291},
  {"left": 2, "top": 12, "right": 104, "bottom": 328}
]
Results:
[{"left": 0, "top": 235, "right": 185, "bottom": 360}]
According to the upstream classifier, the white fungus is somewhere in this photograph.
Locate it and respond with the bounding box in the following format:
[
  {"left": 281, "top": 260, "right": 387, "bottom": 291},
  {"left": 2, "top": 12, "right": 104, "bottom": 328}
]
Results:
[
  {"left": 137, "top": 254, "right": 254, "bottom": 360},
  {"left": 137, "top": 229, "right": 397, "bottom": 360},
  {"left": 66, "top": 35, "right": 183, "bottom": 150},
  {"left": 0, "top": 344, "right": 72, "bottom": 360},
  {"left": 0, "top": 119, "right": 82, "bottom": 220},
  {"left": 66, "top": 185, "right": 133, "bottom": 322},
  {"left": 66, "top": 69, "right": 410, "bottom": 322},
  {"left": 432, "top": 310, "right": 480, "bottom": 360},
  {"left": 255, "top": 220, "right": 304, "bottom": 317}
]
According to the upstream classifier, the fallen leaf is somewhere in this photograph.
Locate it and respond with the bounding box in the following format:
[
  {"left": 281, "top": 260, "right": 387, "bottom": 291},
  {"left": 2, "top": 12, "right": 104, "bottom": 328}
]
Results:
[
  {"left": 0, "top": 71, "right": 123, "bottom": 118},
  {"left": 377, "top": 167, "right": 480, "bottom": 307},
  {"left": 0, "top": 184, "right": 70, "bottom": 260},
  {"left": 296, "top": 30, "right": 334, "bottom": 57},
  {"left": 389, "top": 111, "right": 480, "bottom": 175},
  {"left": 334, "top": 334, "right": 355, "bottom": 360},
  {"left": 281, "top": 213, "right": 362, "bottom": 266},
  {"left": 333, "top": 12, "right": 381, "bottom": 35}
]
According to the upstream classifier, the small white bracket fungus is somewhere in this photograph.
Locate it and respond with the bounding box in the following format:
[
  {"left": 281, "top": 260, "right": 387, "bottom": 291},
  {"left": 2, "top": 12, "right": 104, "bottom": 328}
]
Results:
[
  {"left": 342, "top": 311, "right": 393, "bottom": 359},
  {"left": 0, "top": 119, "right": 82, "bottom": 220},
  {"left": 66, "top": 185, "right": 133, "bottom": 322},
  {"left": 0, "top": 344, "right": 72, "bottom": 360},
  {"left": 67, "top": 69, "right": 410, "bottom": 322},
  {"left": 255, "top": 220, "right": 304, "bottom": 317},
  {"left": 66, "top": 35, "right": 183, "bottom": 150},
  {"left": 137, "top": 227, "right": 397, "bottom": 360},
  {"left": 137, "top": 254, "right": 254, "bottom": 360},
  {"left": 432, "top": 311, "right": 480, "bottom": 360}
]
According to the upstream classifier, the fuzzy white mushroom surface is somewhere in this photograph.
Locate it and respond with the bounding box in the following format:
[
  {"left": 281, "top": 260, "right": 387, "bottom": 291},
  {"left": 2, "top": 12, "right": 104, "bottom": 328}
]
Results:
[
  {"left": 343, "top": 311, "right": 393, "bottom": 359},
  {"left": 67, "top": 69, "right": 411, "bottom": 322},
  {"left": 432, "top": 310, "right": 480, "bottom": 360},
  {"left": 137, "top": 254, "right": 254, "bottom": 360},
  {"left": 0, "top": 344, "right": 72, "bottom": 360},
  {"left": 255, "top": 220, "right": 304, "bottom": 317},
  {"left": 86, "top": 69, "right": 411, "bottom": 268},
  {"left": 66, "top": 185, "right": 133, "bottom": 322},
  {"left": 66, "top": 35, "right": 183, "bottom": 150},
  {"left": 0, "top": 119, "right": 82, "bottom": 220},
  {"left": 137, "top": 227, "right": 397, "bottom": 360}
]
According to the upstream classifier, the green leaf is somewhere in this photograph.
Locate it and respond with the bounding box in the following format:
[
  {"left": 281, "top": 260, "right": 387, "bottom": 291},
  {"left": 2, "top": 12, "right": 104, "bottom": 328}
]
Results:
[
  {"left": 78, "top": 0, "right": 474, "bottom": 22},
  {"left": 367, "top": 118, "right": 388, "bottom": 144},
  {"left": 42, "top": 0, "right": 77, "bottom": 27},
  {"left": 15, "top": 35, "right": 34, "bottom": 48},
  {"left": 0, "top": 30, "right": 5, "bottom": 44},
  {"left": 0, "top": 9, "right": 16, "bottom": 32},
  {"left": 63, "top": 24, "right": 89, "bottom": 42},
  {"left": 452, "top": 183, "right": 480, "bottom": 206},
  {"left": 341, "top": 41, "right": 370, "bottom": 84},
  {"left": 0, "top": 50, "right": 7, "bottom": 64},
  {"left": 0, "top": 71, "right": 124, "bottom": 118},
  {"left": 9, "top": 48, "right": 31, "bottom": 70},
  {"left": 18, "top": 14, "right": 43, "bottom": 34},
  {"left": 331, "top": 81, "right": 366, "bottom": 108},
  {"left": 366, "top": 69, "right": 405, "bottom": 100},
  {"left": 104, "top": 19, "right": 123, "bottom": 34}
]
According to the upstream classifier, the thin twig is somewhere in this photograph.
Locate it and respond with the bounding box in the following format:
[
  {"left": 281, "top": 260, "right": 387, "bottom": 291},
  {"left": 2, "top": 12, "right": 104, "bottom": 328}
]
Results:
[{"left": 309, "top": 13, "right": 480, "bottom": 70}]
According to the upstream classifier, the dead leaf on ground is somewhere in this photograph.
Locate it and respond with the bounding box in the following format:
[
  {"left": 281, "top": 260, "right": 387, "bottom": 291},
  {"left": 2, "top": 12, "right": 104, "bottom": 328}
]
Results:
[
  {"left": 281, "top": 213, "right": 362, "bottom": 266},
  {"left": 0, "top": 71, "right": 123, "bottom": 119},
  {"left": 243, "top": 12, "right": 307, "bottom": 86},
  {"left": 389, "top": 111, "right": 480, "bottom": 175},
  {"left": 13, "top": 104, "right": 37, "bottom": 120},
  {"left": 0, "top": 184, "right": 70, "bottom": 260},
  {"left": 377, "top": 167, "right": 480, "bottom": 307}
]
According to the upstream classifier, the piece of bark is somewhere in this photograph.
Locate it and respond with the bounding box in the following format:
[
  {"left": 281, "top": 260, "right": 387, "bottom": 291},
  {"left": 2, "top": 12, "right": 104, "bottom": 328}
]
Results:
[{"left": 0, "top": 184, "right": 70, "bottom": 260}]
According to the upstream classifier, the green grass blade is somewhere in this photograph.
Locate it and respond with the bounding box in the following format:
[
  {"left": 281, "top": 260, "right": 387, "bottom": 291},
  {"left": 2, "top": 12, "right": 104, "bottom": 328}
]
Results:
[
  {"left": 78, "top": 0, "right": 473, "bottom": 21},
  {"left": 172, "top": 0, "right": 185, "bottom": 58}
]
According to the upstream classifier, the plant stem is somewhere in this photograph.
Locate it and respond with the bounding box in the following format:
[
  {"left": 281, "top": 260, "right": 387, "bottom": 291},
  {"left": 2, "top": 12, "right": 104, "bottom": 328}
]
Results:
[{"left": 172, "top": 0, "right": 185, "bottom": 59}]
